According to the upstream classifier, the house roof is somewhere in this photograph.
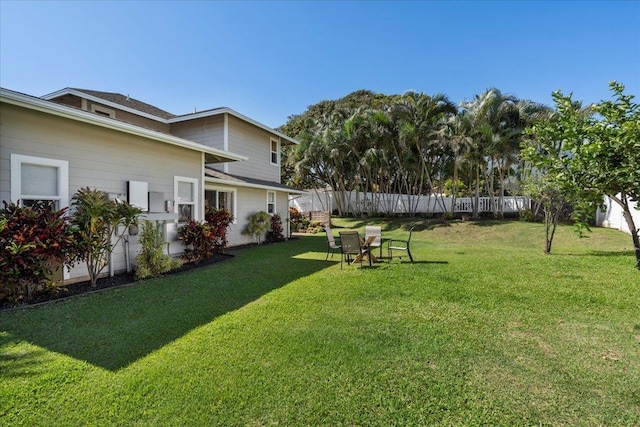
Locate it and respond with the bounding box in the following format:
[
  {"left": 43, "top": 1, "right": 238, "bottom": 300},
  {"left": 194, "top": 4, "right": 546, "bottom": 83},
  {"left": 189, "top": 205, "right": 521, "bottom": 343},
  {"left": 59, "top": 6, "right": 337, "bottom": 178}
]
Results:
[
  {"left": 1, "top": 87, "right": 247, "bottom": 164},
  {"left": 70, "top": 88, "right": 177, "bottom": 119},
  {"left": 42, "top": 88, "right": 300, "bottom": 145},
  {"left": 204, "top": 167, "right": 306, "bottom": 194}
]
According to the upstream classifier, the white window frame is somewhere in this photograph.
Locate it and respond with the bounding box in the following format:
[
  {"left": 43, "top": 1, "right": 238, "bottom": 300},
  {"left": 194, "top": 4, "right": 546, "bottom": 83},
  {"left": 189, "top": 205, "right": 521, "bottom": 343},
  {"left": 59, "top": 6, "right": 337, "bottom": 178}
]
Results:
[
  {"left": 267, "top": 190, "right": 276, "bottom": 215},
  {"left": 91, "top": 104, "right": 115, "bottom": 118},
  {"left": 174, "top": 176, "right": 199, "bottom": 223},
  {"left": 11, "top": 154, "right": 69, "bottom": 209},
  {"left": 270, "top": 137, "right": 279, "bottom": 166},
  {"left": 204, "top": 186, "right": 237, "bottom": 224}
]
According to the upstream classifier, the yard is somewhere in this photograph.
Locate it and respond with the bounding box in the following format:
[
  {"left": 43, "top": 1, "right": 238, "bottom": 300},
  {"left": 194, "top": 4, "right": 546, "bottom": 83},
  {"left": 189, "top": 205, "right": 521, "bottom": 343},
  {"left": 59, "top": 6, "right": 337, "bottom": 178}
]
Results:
[{"left": 1, "top": 219, "right": 639, "bottom": 426}]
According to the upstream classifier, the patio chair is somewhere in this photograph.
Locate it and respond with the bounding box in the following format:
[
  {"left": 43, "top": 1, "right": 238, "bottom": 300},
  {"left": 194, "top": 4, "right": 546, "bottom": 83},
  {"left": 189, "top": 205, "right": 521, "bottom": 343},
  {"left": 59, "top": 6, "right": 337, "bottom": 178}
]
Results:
[
  {"left": 324, "top": 227, "right": 341, "bottom": 260},
  {"left": 338, "top": 230, "right": 371, "bottom": 269},
  {"left": 365, "top": 226, "right": 383, "bottom": 259},
  {"left": 387, "top": 227, "right": 414, "bottom": 263}
]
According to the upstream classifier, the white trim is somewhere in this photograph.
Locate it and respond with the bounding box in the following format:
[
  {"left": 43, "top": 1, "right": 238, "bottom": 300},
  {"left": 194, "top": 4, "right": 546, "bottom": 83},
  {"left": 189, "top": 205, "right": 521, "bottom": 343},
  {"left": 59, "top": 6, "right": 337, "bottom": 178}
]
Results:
[
  {"left": 267, "top": 190, "right": 276, "bottom": 215},
  {"left": 11, "top": 154, "right": 69, "bottom": 208},
  {"left": 174, "top": 176, "right": 199, "bottom": 222},
  {"left": 1, "top": 88, "right": 247, "bottom": 163},
  {"left": 205, "top": 185, "right": 238, "bottom": 224},
  {"left": 41, "top": 88, "right": 300, "bottom": 145},
  {"left": 223, "top": 113, "right": 229, "bottom": 173}
]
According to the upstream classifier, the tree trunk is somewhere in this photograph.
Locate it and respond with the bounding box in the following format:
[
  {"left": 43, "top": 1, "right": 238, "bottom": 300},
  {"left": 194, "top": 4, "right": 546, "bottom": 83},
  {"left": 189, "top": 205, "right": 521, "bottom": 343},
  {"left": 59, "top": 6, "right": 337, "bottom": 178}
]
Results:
[{"left": 609, "top": 193, "right": 640, "bottom": 270}]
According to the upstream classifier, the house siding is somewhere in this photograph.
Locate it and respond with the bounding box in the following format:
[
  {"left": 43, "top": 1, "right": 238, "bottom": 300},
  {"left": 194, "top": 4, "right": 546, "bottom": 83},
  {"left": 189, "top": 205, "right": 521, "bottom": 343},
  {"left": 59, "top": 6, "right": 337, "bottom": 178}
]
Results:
[
  {"left": 205, "top": 182, "right": 291, "bottom": 246},
  {"left": 225, "top": 115, "right": 281, "bottom": 183},
  {"left": 0, "top": 102, "right": 202, "bottom": 281},
  {"left": 170, "top": 115, "right": 225, "bottom": 152}
]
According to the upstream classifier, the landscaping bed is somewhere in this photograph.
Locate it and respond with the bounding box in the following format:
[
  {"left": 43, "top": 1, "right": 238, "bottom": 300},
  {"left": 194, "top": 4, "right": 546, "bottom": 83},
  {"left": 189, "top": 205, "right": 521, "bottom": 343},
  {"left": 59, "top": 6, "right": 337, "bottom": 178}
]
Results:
[{"left": 0, "top": 253, "right": 233, "bottom": 311}]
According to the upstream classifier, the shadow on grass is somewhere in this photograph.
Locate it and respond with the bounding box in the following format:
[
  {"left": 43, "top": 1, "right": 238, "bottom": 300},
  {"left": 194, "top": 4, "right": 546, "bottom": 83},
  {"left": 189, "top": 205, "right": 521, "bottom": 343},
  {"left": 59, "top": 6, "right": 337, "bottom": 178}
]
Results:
[
  {"left": 0, "top": 239, "right": 330, "bottom": 372},
  {"left": 338, "top": 217, "right": 452, "bottom": 233}
]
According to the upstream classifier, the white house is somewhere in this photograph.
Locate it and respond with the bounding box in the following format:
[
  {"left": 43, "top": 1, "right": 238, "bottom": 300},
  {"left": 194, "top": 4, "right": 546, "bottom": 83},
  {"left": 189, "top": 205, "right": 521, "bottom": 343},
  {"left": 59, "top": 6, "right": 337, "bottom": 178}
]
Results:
[{"left": 0, "top": 87, "right": 304, "bottom": 282}]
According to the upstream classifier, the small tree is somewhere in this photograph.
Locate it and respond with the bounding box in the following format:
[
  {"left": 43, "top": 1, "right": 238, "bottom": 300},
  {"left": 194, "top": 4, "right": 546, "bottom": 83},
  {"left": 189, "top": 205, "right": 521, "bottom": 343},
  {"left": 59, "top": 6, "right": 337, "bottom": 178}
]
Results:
[
  {"left": 0, "top": 201, "right": 76, "bottom": 302},
  {"left": 242, "top": 211, "right": 271, "bottom": 244},
  {"left": 527, "top": 82, "right": 640, "bottom": 269},
  {"left": 135, "top": 221, "right": 182, "bottom": 280},
  {"left": 70, "top": 187, "right": 141, "bottom": 286},
  {"left": 521, "top": 175, "right": 569, "bottom": 254}
]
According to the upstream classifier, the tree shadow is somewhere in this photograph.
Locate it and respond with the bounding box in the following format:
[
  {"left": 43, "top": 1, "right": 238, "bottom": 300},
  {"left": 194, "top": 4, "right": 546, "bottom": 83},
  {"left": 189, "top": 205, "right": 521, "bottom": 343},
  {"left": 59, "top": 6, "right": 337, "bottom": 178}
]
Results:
[
  {"left": 337, "top": 217, "right": 452, "bottom": 233},
  {"left": 0, "top": 240, "right": 330, "bottom": 373}
]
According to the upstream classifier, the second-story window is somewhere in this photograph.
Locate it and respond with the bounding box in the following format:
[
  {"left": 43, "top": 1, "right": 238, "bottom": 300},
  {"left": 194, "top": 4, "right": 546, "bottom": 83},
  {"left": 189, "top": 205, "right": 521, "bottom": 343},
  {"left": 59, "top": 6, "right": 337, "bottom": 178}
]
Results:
[{"left": 270, "top": 138, "right": 279, "bottom": 165}]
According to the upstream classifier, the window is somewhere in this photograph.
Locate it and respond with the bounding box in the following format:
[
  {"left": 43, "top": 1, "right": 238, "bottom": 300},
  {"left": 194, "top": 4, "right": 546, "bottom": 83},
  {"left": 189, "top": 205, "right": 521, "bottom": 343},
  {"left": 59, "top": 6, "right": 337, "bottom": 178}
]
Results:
[
  {"left": 270, "top": 138, "right": 279, "bottom": 165},
  {"left": 174, "top": 176, "right": 199, "bottom": 222},
  {"left": 11, "top": 154, "right": 69, "bottom": 210},
  {"left": 267, "top": 191, "right": 276, "bottom": 215},
  {"left": 205, "top": 187, "right": 236, "bottom": 220}
]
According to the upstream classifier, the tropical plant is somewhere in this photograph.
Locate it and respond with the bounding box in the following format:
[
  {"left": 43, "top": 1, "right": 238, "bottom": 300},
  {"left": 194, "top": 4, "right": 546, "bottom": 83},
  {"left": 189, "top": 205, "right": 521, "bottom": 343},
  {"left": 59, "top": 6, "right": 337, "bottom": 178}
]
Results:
[
  {"left": 135, "top": 221, "right": 182, "bottom": 280},
  {"left": 204, "top": 208, "right": 234, "bottom": 253},
  {"left": 0, "top": 201, "right": 76, "bottom": 302},
  {"left": 178, "top": 219, "right": 215, "bottom": 264},
  {"left": 70, "top": 187, "right": 142, "bottom": 287},
  {"left": 266, "top": 213, "right": 286, "bottom": 242},
  {"left": 243, "top": 211, "right": 271, "bottom": 244}
]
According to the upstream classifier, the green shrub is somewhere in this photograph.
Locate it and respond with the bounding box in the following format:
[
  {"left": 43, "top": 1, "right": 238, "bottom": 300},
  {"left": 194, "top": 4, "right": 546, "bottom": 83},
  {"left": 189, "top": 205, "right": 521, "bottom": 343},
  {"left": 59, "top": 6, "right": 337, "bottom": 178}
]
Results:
[
  {"left": 519, "top": 209, "right": 536, "bottom": 222},
  {"left": 289, "top": 207, "right": 309, "bottom": 232},
  {"left": 0, "top": 201, "right": 76, "bottom": 303},
  {"left": 204, "top": 208, "right": 234, "bottom": 253},
  {"left": 178, "top": 220, "right": 214, "bottom": 264},
  {"left": 135, "top": 221, "right": 182, "bottom": 280},
  {"left": 242, "top": 211, "right": 271, "bottom": 244},
  {"left": 266, "top": 213, "right": 286, "bottom": 242}
]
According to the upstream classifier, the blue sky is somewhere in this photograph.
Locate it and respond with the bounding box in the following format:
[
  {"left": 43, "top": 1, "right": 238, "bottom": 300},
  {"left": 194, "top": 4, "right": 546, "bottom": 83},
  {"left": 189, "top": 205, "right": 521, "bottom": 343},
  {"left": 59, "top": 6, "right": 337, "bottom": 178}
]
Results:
[{"left": 1, "top": 1, "right": 639, "bottom": 128}]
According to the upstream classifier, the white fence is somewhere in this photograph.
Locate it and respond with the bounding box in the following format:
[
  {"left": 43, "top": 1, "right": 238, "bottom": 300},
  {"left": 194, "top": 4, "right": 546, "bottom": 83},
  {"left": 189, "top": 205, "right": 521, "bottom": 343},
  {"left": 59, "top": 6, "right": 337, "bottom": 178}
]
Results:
[{"left": 291, "top": 190, "right": 529, "bottom": 215}]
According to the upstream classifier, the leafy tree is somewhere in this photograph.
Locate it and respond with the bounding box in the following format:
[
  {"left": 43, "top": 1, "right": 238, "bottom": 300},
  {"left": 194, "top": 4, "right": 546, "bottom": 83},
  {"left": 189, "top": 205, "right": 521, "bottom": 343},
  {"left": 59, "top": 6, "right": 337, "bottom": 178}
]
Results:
[
  {"left": 70, "top": 187, "right": 142, "bottom": 286},
  {"left": 526, "top": 82, "right": 640, "bottom": 269}
]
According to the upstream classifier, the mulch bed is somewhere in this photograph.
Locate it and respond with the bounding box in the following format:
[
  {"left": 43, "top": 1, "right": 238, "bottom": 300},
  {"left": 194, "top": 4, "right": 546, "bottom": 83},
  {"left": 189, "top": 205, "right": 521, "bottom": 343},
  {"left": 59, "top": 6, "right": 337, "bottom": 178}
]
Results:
[{"left": 1, "top": 253, "right": 233, "bottom": 311}]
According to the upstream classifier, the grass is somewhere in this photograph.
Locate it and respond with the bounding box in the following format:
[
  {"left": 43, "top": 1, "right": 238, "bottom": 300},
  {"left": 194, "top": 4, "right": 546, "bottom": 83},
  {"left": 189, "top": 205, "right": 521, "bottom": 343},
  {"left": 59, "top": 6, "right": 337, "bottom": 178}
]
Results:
[{"left": 1, "top": 219, "right": 639, "bottom": 426}]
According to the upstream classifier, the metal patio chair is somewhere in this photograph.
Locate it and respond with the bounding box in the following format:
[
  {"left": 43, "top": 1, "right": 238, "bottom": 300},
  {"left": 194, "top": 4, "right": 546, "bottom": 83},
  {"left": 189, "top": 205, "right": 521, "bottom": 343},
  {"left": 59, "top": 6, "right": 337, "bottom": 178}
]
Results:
[
  {"left": 365, "top": 225, "right": 383, "bottom": 259},
  {"left": 387, "top": 227, "right": 414, "bottom": 263},
  {"left": 338, "top": 230, "right": 371, "bottom": 269},
  {"left": 324, "top": 227, "right": 342, "bottom": 260}
]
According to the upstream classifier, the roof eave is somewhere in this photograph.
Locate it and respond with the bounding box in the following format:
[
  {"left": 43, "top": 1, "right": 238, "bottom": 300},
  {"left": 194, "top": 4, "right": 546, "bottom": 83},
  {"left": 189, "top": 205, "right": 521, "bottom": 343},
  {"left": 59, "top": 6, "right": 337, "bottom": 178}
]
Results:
[
  {"left": 204, "top": 176, "right": 307, "bottom": 194},
  {"left": 1, "top": 88, "right": 247, "bottom": 163}
]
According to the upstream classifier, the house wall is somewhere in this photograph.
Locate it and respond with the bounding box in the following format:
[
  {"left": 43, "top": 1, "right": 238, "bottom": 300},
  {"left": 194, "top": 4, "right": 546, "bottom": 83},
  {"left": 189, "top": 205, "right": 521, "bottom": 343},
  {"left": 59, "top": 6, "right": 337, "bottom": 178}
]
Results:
[
  {"left": 225, "top": 115, "right": 281, "bottom": 182},
  {"left": 596, "top": 194, "right": 639, "bottom": 235},
  {"left": 170, "top": 115, "right": 225, "bottom": 151},
  {"left": 0, "top": 102, "right": 203, "bottom": 281},
  {"left": 205, "top": 182, "right": 291, "bottom": 246}
]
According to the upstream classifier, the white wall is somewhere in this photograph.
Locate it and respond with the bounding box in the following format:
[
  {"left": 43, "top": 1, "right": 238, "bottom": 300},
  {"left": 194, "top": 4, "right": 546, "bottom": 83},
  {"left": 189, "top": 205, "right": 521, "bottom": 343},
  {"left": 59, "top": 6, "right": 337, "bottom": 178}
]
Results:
[{"left": 596, "top": 194, "right": 639, "bottom": 235}]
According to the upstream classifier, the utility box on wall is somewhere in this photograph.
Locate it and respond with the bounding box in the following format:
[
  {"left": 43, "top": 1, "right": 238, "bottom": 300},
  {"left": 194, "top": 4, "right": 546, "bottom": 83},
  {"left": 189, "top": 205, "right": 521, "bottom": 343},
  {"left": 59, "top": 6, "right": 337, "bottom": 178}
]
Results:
[
  {"left": 128, "top": 181, "right": 149, "bottom": 211},
  {"left": 148, "top": 191, "right": 164, "bottom": 213}
]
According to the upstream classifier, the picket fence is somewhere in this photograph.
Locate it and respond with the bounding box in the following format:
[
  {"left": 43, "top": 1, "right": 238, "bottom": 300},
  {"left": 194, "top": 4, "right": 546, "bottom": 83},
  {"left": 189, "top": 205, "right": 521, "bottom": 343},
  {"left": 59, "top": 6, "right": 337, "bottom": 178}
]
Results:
[{"left": 291, "top": 190, "right": 530, "bottom": 215}]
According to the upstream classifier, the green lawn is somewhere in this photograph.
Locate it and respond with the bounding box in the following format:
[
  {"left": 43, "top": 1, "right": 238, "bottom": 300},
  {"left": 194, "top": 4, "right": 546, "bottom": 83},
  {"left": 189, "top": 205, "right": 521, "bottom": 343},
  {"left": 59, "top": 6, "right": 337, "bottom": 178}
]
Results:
[{"left": 1, "top": 219, "right": 639, "bottom": 426}]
